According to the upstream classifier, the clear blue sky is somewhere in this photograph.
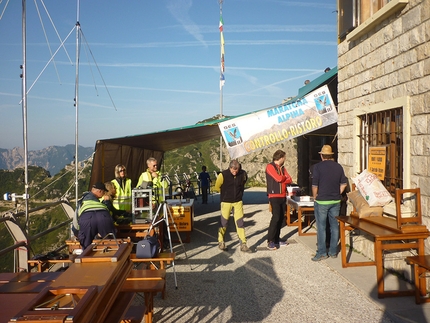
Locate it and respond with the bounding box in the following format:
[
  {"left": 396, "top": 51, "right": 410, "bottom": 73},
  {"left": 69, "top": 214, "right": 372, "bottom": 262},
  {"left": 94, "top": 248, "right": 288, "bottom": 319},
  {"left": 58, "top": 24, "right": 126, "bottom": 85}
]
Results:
[{"left": 0, "top": 0, "right": 337, "bottom": 150}]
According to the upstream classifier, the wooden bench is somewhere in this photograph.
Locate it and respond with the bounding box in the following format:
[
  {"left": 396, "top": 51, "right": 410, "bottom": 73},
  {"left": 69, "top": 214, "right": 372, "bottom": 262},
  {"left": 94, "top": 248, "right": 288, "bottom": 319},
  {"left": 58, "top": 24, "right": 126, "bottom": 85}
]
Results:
[
  {"left": 405, "top": 255, "right": 430, "bottom": 304},
  {"left": 121, "top": 279, "right": 166, "bottom": 323},
  {"left": 112, "top": 269, "right": 166, "bottom": 322},
  {"left": 105, "top": 292, "right": 146, "bottom": 323},
  {"left": 127, "top": 269, "right": 166, "bottom": 299},
  {"left": 129, "top": 252, "right": 175, "bottom": 270},
  {"left": 337, "top": 188, "right": 430, "bottom": 298}
]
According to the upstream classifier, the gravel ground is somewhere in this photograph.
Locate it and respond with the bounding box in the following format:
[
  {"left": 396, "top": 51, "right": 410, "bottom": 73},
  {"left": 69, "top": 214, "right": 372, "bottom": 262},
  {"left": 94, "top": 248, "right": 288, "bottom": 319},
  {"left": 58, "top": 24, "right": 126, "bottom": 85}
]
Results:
[{"left": 143, "top": 188, "right": 395, "bottom": 323}]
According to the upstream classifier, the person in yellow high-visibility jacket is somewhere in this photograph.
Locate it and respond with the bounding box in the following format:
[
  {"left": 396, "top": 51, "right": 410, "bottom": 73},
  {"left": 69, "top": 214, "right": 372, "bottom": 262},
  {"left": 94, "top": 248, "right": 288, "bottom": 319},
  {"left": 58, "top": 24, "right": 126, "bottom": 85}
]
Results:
[
  {"left": 111, "top": 164, "right": 132, "bottom": 212},
  {"left": 136, "top": 157, "right": 168, "bottom": 204}
]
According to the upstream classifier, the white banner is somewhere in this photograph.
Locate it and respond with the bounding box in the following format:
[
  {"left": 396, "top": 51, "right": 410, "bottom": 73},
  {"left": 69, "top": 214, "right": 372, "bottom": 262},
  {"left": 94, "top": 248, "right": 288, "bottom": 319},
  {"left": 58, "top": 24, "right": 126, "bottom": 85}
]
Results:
[{"left": 219, "top": 85, "right": 338, "bottom": 159}]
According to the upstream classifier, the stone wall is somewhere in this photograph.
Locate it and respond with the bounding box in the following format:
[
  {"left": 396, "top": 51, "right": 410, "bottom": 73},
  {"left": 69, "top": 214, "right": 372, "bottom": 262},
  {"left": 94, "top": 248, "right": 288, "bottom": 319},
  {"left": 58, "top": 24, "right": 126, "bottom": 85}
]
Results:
[{"left": 337, "top": 0, "right": 430, "bottom": 277}]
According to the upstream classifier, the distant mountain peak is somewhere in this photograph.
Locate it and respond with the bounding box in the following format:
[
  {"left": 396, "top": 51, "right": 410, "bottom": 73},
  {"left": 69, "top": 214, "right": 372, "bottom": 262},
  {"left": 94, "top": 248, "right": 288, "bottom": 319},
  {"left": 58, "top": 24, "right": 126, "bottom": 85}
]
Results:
[{"left": 0, "top": 145, "right": 94, "bottom": 176}]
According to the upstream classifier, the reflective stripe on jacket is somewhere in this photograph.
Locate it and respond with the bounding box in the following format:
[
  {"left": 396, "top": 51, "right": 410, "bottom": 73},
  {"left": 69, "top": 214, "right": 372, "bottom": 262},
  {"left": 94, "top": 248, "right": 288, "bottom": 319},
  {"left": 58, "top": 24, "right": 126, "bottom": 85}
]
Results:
[{"left": 79, "top": 199, "right": 109, "bottom": 216}]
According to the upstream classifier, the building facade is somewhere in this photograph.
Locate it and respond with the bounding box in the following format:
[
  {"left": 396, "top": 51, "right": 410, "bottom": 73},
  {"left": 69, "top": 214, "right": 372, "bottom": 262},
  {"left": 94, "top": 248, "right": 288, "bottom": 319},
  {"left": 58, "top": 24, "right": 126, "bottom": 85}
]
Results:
[{"left": 337, "top": 0, "right": 430, "bottom": 275}]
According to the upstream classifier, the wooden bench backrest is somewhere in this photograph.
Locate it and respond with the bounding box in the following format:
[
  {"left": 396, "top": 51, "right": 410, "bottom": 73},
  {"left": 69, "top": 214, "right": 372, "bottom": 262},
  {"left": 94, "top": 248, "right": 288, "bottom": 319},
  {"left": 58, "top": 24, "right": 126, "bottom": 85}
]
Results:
[{"left": 395, "top": 188, "right": 422, "bottom": 228}]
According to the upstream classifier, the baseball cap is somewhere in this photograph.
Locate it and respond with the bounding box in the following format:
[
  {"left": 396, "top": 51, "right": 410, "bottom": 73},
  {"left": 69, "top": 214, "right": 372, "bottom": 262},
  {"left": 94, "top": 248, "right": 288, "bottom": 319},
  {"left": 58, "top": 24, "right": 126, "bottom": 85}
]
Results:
[{"left": 93, "top": 182, "right": 107, "bottom": 191}]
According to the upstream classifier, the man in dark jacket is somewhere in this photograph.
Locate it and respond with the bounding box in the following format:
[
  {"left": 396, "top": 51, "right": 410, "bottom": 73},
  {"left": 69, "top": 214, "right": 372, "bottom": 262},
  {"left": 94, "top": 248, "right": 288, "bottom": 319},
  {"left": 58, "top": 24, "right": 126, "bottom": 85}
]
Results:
[
  {"left": 214, "top": 160, "right": 252, "bottom": 253},
  {"left": 78, "top": 182, "right": 116, "bottom": 250},
  {"left": 312, "top": 145, "right": 347, "bottom": 261},
  {"left": 266, "top": 149, "right": 293, "bottom": 250}
]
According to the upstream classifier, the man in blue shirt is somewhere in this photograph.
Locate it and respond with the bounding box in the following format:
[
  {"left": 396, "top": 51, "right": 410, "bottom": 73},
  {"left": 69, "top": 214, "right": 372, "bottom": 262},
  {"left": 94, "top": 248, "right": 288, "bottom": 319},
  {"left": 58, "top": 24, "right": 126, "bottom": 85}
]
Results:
[
  {"left": 312, "top": 145, "right": 347, "bottom": 261},
  {"left": 198, "top": 165, "right": 211, "bottom": 204}
]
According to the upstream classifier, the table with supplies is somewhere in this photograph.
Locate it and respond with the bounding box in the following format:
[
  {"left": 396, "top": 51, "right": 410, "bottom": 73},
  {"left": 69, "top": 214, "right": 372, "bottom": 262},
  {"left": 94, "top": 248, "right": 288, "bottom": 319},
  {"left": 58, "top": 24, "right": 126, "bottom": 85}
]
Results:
[{"left": 286, "top": 196, "right": 316, "bottom": 236}]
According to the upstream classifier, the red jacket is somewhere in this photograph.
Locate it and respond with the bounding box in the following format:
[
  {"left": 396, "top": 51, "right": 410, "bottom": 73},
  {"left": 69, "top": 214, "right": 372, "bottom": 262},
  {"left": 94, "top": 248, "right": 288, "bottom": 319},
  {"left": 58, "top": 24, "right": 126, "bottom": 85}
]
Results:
[{"left": 265, "top": 162, "right": 292, "bottom": 198}]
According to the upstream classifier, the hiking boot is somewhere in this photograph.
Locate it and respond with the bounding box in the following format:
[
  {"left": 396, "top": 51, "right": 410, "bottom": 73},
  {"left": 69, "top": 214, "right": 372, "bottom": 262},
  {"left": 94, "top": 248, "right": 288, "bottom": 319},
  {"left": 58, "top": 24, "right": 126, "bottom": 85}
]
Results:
[
  {"left": 218, "top": 242, "right": 227, "bottom": 251},
  {"left": 267, "top": 241, "right": 277, "bottom": 250},
  {"left": 240, "top": 243, "right": 252, "bottom": 253},
  {"left": 312, "top": 254, "right": 329, "bottom": 262}
]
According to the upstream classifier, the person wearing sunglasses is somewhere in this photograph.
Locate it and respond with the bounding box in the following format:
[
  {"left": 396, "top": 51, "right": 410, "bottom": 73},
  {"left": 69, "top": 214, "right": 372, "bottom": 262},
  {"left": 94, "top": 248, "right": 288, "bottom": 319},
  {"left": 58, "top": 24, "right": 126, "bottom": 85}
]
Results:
[
  {"left": 111, "top": 164, "right": 132, "bottom": 212},
  {"left": 136, "top": 157, "right": 168, "bottom": 204}
]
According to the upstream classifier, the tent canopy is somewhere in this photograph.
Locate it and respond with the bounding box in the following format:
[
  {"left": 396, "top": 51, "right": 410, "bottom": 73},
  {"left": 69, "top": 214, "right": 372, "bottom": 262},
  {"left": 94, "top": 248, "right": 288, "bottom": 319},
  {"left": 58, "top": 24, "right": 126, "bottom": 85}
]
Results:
[{"left": 90, "top": 118, "right": 232, "bottom": 187}]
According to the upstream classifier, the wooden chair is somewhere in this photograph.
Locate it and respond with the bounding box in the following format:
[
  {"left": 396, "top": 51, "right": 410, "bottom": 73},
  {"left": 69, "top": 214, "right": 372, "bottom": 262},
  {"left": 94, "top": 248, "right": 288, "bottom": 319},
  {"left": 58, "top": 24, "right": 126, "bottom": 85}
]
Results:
[{"left": 395, "top": 188, "right": 422, "bottom": 228}]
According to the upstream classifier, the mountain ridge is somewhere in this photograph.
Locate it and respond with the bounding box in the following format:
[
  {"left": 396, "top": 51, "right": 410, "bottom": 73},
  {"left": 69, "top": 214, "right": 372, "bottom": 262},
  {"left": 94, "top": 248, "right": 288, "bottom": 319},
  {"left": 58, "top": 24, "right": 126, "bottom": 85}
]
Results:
[{"left": 0, "top": 145, "right": 94, "bottom": 176}]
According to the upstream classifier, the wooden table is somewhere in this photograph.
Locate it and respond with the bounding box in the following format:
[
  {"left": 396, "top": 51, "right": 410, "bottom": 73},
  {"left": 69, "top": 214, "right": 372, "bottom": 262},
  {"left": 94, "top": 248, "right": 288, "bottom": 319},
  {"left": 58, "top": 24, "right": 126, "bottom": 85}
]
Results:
[
  {"left": 0, "top": 242, "right": 170, "bottom": 323},
  {"left": 46, "top": 242, "right": 133, "bottom": 323},
  {"left": 337, "top": 216, "right": 429, "bottom": 298},
  {"left": 286, "top": 197, "right": 316, "bottom": 236},
  {"left": 0, "top": 272, "right": 61, "bottom": 323}
]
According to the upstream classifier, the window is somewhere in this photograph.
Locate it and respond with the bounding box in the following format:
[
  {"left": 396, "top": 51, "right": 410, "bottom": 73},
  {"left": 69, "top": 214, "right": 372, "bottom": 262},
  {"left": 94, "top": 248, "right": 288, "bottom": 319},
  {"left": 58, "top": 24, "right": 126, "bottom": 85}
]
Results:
[
  {"left": 338, "top": 0, "right": 408, "bottom": 42},
  {"left": 359, "top": 0, "right": 391, "bottom": 24},
  {"left": 358, "top": 108, "right": 403, "bottom": 193}
]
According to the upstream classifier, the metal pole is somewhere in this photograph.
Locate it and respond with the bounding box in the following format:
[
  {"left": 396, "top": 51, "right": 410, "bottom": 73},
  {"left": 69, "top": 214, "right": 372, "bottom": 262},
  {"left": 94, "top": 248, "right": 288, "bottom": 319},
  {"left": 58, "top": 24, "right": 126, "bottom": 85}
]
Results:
[
  {"left": 74, "top": 1, "right": 81, "bottom": 209},
  {"left": 219, "top": 0, "right": 224, "bottom": 171},
  {"left": 21, "top": 0, "right": 29, "bottom": 235}
]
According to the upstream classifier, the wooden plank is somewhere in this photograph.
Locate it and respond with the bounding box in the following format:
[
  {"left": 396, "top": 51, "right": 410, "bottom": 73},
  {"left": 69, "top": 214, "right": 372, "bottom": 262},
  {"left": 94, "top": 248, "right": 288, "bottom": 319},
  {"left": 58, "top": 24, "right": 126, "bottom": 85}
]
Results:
[
  {"left": 406, "top": 255, "right": 430, "bottom": 270},
  {"left": 121, "top": 280, "right": 165, "bottom": 323},
  {"left": 10, "top": 272, "right": 62, "bottom": 282},
  {"left": 0, "top": 281, "right": 52, "bottom": 294},
  {"left": 120, "top": 305, "right": 147, "bottom": 323},
  {"left": 7, "top": 286, "right": 98, "bottom": 323},
  {"left": 129, "top": 252, "right": 175, "bottom": 269},
  {"left": 127, "top": 269, "right": 166, "bottom": 299},
  {"left": 0, "top": 294, "right": 39, "bottom": 323},
  {"left": 121, "top": 279, "right": 165, "bottom": 293},
  {"left": 50, "top": 243, "right": 133, "bottom": 323},
  {"left": 127, "top": 269, "right": 166, "bottom": 281}
]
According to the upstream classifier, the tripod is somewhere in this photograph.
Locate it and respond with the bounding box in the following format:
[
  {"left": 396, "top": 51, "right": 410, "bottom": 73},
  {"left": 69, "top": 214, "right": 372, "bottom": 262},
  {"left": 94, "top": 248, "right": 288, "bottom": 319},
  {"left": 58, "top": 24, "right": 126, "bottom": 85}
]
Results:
[{"left": 147, "top": 175, "right": 191, "bottom": 289}]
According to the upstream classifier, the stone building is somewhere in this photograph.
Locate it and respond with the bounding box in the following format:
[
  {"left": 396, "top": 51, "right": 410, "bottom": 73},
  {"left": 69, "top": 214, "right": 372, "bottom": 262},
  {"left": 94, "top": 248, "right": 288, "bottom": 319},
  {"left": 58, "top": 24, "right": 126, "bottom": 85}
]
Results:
[{"left": 337, "top": 0, "right": 430, "bottom": 277}]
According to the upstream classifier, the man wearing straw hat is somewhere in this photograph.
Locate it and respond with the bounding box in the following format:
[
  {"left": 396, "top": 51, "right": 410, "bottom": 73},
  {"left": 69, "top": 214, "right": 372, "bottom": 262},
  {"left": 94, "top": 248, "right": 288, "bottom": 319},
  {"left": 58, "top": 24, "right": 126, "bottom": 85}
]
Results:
[{"left": 311, "top": 145, "right": 347, "bottom": 261}]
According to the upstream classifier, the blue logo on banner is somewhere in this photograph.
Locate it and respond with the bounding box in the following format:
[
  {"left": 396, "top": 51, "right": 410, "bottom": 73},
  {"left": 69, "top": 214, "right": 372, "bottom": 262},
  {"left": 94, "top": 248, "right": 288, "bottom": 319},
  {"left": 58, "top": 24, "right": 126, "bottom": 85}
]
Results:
[
  {"left": 224, "top": 126, "right": 243, "bottom": 147},
  {"left": 314, "top": 94, "right": 333, "bottom": 114}
]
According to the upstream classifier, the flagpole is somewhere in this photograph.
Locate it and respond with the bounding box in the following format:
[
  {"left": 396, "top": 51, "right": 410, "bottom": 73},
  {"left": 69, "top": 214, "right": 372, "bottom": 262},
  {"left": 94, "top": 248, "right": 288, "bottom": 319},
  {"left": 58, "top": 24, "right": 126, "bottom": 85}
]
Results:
[{"left": 219, "top": 0, "right": 224, "bottom": 171}]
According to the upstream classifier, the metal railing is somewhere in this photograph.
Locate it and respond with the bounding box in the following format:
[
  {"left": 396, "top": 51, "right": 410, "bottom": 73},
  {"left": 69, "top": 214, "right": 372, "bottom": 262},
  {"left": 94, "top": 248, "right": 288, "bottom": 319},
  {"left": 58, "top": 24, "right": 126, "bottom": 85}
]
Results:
[{"left": 0, "top": 199, "right": 74, "bottom": 272}]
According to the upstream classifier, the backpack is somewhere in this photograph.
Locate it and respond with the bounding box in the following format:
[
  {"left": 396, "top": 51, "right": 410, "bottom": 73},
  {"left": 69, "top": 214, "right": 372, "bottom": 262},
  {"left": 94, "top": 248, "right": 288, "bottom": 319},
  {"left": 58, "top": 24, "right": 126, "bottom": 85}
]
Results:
[
  {"left": 72, "top": 192, "right": 89, "bottom": 234},
  {"left": 136, "top": 235, "right": 160, "bottom": 258}
]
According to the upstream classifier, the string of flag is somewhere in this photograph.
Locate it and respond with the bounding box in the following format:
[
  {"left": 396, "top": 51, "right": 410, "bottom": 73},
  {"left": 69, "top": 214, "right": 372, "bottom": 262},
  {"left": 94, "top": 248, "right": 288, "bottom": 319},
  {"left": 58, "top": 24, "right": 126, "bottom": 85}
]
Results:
[{"left": 219, "top": 13, "right": 225, "bottom": 90}]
